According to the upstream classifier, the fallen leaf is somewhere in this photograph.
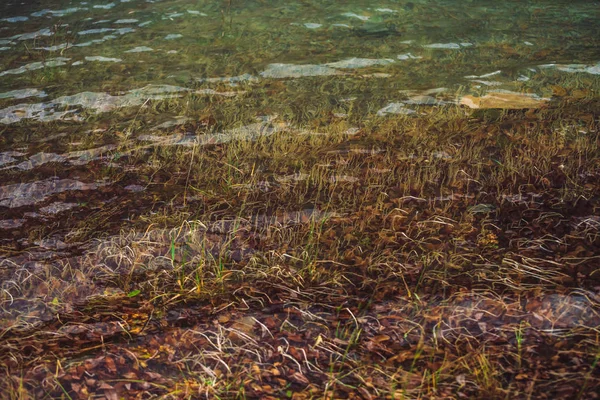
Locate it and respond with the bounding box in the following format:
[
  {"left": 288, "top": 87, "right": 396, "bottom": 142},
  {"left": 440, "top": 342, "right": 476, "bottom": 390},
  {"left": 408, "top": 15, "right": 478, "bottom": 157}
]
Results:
[
  {"left": 104, "top": 388, "right": 118, "bottom": 400},
  {"left": 104, "top": 357, "right": 117, "bottom": 374},
  {"left": 289, "top": 372, "right": 310, "bottom": 386},
  {"left": 372, "top": 335, "right": 391, "bottom": 343},
  {"left": 217, "top": 314, "right": 231, "bottom": 324},
  {"left": 98, "top": 382, "right": 114, "bottom": 390}
]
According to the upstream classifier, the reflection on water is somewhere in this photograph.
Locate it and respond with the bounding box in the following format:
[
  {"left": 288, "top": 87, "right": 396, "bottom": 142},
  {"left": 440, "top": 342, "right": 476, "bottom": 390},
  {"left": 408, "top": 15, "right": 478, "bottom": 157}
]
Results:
[
  {"left": 0, "top": 177, "right": 104, "bottom": 208},
  {"left": 0, "top": 4, "right": 598, "bottom": 395},
  {"left": 0, "top": 57, "right": 70, "bottom": 77},
  {"left": 0, "top": 0, "right": 599, "bottom": 244}
]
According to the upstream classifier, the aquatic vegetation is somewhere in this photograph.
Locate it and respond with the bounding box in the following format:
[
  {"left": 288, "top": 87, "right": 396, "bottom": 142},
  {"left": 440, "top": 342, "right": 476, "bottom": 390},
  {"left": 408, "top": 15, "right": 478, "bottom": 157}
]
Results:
[
  {"left": 1, "top": 95, "right": 599, "bottom": 398},
  {"left": 0, "top": 0, "right": 599, "bottom": 398}
]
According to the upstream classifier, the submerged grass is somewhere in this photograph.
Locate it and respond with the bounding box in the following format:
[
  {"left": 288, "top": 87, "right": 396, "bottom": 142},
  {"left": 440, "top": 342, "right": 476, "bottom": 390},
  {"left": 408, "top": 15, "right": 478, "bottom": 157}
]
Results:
[{"left": 1, "top": 95, "right": 599, "bottom": 399}]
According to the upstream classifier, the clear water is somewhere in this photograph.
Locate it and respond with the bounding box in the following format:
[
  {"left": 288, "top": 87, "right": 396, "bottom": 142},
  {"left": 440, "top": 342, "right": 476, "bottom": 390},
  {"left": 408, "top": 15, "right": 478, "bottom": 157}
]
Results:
[
  {"left": 1, "top": 0, "right": 599, "bottom": 123},
  {"left": 0, "top": 0, "right": 599, "bottom": 240},
  {"left": 1, "top": 3, "right": 599, "bottom": 393}
]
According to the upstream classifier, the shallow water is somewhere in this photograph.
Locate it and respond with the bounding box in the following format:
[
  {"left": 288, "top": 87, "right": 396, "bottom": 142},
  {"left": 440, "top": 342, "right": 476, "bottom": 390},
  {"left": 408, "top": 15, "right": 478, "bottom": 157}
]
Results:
[
  {"left": 0, "top": 0, "right": 599, "bottom": 245},
  {"left": 1, "top": 0, "right": 599, "bottom": 120},
  {"left": 1, "top": 3, "right": 600, "bottom": 397}
]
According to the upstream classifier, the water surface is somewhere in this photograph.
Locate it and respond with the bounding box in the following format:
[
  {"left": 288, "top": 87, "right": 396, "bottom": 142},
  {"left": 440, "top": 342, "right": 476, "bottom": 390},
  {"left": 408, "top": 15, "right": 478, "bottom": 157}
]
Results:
[{"left": 1, "top": 0, "right": 599, "bottom": 247}]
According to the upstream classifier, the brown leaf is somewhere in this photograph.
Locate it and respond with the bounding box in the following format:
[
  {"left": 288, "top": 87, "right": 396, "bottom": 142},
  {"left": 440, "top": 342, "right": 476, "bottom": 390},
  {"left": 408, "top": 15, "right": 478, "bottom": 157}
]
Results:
[
  {"left": 250, "top": 383, "right": 263, "bottom": 393},
  {"left": 288, "top": 346, "right": 303, "bottom": 361},
  {"left": 104, "top": 389, "right": 118, "bottom": 400},
  {"left": 97, "top": 382, "right": 114, "bottom": 390},
  {"left": 289, "top": 372, "right": 310, "bottom": 386},
  {"left": 284, "top": 333, "right": 304, "bottom": 342},
  {"left": 217, "top": 314, "right": 231, "bottom": 324},
  {"left": 70, "top": 383, "right": 81, "bottom": 393},
  {"left": 144, "top": 371, "right": 163, "bottom": 381},
  {"left": 122, "top": 371, "right": 138, "bottom": 379},
  {"left": 264, "top": 317, "right": 277, "bottom": 329},
  {"left": 84, "top": 357, "right": 103, "bottom": 371},
  {"left": 358, "top": 387, "right": 373, "bottom": 399},
  {"left": 332, "top": 337, "right": 349, "bottom": 346},
  {"left": 104, "top": 357, "right": 117, "bottom": 374},
  {"left": 228, "top": 317, "right": 256, "bottom": 342},
  {"left": 387, "top": 351, "right": 412, "bottom": 365},
  {"left": 229, "top": 316, "right": 257, "bottom": 336},
  {"left": 372, "top": 335, "right": 390, "bottom": 343},
  {"left": 261, "top": 385, "right": 274, "bottom": 394}
]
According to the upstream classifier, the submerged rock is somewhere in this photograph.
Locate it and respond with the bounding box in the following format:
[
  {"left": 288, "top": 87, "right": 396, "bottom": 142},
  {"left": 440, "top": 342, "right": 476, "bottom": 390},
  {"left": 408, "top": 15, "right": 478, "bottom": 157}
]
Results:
[
  {"left": 260, "top": 63, "right": 339, "bottom": 79},
  {"left": 424, "top": 43, "right": 461, "bottom": 49},
  {"left": 325, "top": 57, "right": 394, "bottom": 69},
  {"left": 460, "top": 92, "right": 548, "bottom": 109},
  {"left": 377, "top": 103, "right": 416, "bottom": 116},
  {"left": 351, "top": 21, "right": 401, "bottom": 37}
]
